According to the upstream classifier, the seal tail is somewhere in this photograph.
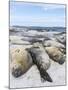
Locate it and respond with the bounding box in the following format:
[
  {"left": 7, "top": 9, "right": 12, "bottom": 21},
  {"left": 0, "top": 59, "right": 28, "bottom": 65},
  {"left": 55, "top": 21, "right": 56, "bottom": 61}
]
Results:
[{"left": 39, "top": 68, "right": 53, "bottom": 82}]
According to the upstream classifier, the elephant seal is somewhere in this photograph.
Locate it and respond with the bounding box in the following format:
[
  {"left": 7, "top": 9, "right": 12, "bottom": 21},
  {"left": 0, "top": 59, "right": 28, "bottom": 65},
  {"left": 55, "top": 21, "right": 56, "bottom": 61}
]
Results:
[
  {"left": 43, "top": 40, "right": 65, "bottom": 49},
  {"left": 10, "top": 47, "right": 33, "bottom": 77},
  {"left": 45, "top": 46, "right": 65, "bottom": 64},
  {"left": 26, "top": 43, "right": 52, "bottom": 82}
]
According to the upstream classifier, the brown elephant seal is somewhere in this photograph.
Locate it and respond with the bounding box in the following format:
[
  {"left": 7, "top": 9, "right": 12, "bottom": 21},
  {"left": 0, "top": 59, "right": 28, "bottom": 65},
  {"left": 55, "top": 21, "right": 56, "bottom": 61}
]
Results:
[
  {"left": 10, "top": 47, "right": 33, "bottom": 77},
  {"left": 26, "top": 43, "right": 52, "bottom": 82},
  {"left": 45, "top": 46, "right": 65, "bottom": 64}
]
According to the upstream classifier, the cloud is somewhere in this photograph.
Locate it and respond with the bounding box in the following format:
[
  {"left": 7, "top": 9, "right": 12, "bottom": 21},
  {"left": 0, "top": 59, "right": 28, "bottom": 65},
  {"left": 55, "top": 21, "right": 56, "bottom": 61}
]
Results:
[
  {"left": 27, "top": 3, "right": 66, "bottom": 11},
  {"left": 38, "top": 4, "right": 65, "bottom": 11},
  {"left": 10, "top": 1, "right": 65, "bottom": 11},
  {"left": 10, "top": 14, "right": 65, "bottom": 26},
  {"left": 10, "top": 2, "right": 65, "bottom": 26}
]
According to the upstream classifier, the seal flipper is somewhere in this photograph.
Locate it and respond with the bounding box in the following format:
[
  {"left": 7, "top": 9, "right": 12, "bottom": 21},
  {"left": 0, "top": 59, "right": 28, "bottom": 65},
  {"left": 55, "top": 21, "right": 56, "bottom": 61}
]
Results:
[{"left": 39, "top": 68, "right": 53, "bottom": 82}]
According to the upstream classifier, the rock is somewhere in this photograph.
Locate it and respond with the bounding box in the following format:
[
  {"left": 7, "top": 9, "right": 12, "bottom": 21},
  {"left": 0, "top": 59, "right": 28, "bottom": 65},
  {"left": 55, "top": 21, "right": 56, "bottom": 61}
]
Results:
[
  {"left": 54, "top": 32, "right": 66, "bottom": 46},
  {"left": 10, "top": 36, "right": 30, "bottom": 45},
  {"left": 10, "top": 47, "right": 33, "bottom": 78}
]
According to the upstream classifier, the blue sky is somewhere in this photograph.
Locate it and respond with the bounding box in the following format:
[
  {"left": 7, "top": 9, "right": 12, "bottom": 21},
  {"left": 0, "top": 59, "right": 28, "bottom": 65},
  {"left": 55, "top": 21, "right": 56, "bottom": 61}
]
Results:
[{"left": 10, "top": 2, "right": 65, "bottom": 27}]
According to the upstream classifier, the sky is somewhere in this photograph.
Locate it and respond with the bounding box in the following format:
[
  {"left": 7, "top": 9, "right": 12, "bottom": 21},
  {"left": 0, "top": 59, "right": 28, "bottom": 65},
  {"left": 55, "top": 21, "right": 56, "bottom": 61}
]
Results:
[{"left": 10, "top": 2, "right": 66, "bottom": 27}]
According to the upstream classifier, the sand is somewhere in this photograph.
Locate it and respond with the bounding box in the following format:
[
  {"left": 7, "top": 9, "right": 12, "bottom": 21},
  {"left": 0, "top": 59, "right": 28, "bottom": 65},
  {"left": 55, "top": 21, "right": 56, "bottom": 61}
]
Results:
[
  {"left": 10, "top": 60, "right": 66, "bottom": 88},
  {"left": 9, "top": 31, "right": 66, "bottom": 88}
]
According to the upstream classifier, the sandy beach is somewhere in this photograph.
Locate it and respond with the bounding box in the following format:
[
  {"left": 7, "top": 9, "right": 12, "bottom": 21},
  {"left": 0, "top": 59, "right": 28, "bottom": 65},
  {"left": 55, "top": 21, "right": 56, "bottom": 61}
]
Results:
[
  {"left": 10, "top": 60, "right": 66, "bottom": 88},
  {"left": 9, "top": 29, "right": 66, "bottom": 88}
]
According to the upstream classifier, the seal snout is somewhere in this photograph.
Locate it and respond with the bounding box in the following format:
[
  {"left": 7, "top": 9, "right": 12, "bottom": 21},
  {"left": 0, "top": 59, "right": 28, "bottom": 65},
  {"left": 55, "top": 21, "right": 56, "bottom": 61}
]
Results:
[
  {"left": 58, "top": 55, "right": 66, "bottom": 65},
  {"left": 12, "top": 67, "right": 23, "bottom": 78}
]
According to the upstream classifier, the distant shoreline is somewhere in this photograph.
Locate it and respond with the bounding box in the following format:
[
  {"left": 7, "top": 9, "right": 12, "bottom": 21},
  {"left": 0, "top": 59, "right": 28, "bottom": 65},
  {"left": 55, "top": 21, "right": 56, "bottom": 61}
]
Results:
[{"left": 9, "top": 26, "right": 66, "bottom": 32}]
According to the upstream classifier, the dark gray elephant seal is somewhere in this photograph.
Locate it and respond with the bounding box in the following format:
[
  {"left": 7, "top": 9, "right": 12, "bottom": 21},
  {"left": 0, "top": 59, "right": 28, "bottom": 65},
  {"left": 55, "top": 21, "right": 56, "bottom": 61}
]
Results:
[{"left": 26, "top": 43, "right": 52, "bottom": 82}]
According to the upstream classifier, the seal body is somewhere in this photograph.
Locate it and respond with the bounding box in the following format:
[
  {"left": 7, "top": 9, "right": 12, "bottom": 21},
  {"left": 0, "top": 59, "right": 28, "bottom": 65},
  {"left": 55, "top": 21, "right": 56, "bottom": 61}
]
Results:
[
  {"left": 10, "top": 47, "right": 33, "bottom": 77},
  {"left": 45, "top": 46, "right": 65, "bottom": 64},
  {"left": 28, "top": 47, "right": 51, "bottom": 70},
  {"left": 43, "top": 40, "right": 65, "bottom": 49},
  {"left": 27, "top": 43, "right": 52, "bottom": 82}
]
